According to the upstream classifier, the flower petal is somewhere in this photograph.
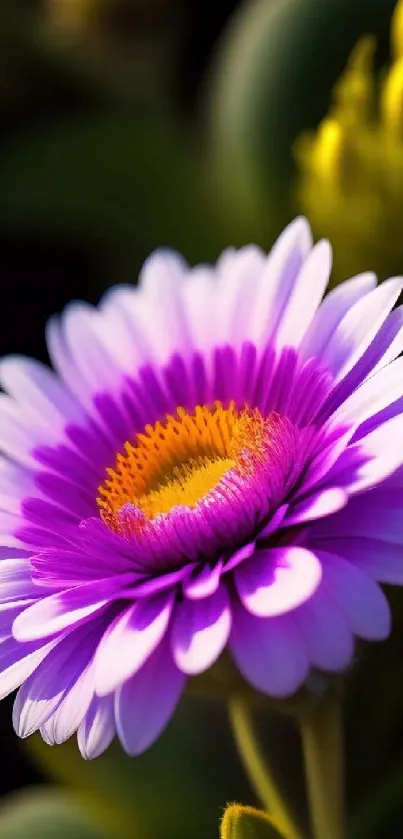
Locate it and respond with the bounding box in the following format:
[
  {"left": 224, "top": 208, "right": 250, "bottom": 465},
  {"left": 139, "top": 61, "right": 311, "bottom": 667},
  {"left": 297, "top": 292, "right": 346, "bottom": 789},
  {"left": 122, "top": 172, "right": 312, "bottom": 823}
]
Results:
[
  {"left": 308, "top": 488, "right": 403, "bottom": 544},
  {"left": 94, "top": 593, "right": 174, "bottom": 696},
  {"left": 0, "top": 356, "right": 84, "bottom": 432},
  {"left": 248, "top": 217, "right": 312, "bottom": 348},
  {"left": 138, "top": 250, "right": 191, "bottom": 360},
  {"left": 78, "top": 694, "right": 115, "bottom": 759},
  {"left": 329, "top": 356, "right": 403, "bottom": 430},
  {"left": 13, "top": 623, "right": 100, "bottom": 737},
  {"left": 311, "top": 537, "right": 403, "bottom": 585},
  {"left": 182, "top": 561, "right": 223, "bottom": 599},
  {"left": 294, "top": 586, "right": 354, "bottom": 671},
  {"left": 171, "top": 585, "right": 231, "bottom": 675},
  {"left": 0, "top": 558, "right": 39, "bottom": 603},
  {"left": 234, "top": 547, "right": 322, "bottom": 617},
  {"left": 320, "top": 276, "right": 403, "bottom": 383},
  {"left": 0, "top": 636, "right": 60, "bottom": 700},
  {"left": 13, "top": 576, "right": 133, "bottom": 642},
  {"left": 230, "top": 605, "right": 309, "bottom": 697},
  {"left": 40, "top": 656, "right": 96, "bottom": 745},
  {"left": 319, "top": 551, "right": 391, "bottom": 640},
  {"left": 329, "top": 414, "right": 403, "bottom": 494},
  {"left": 300, "top": 272, "right": 376, "bottom": 360},
  {"left": 274, "top": 239, "right": 331, "bottom": 350},
  {"left": 285, "top": 488, "right": 348, "bottom": 527},
  {"left": 115, "top": 639, "right": 186, "bottom": 756}
]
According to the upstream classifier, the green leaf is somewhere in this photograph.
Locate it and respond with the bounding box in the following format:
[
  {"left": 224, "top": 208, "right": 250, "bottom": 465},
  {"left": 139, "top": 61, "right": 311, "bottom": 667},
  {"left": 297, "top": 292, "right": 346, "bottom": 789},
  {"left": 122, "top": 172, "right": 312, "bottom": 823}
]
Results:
[
  {"left": 206, "top": 0, "right": 397, "bottom": 229},
  {"left": 0, "top": 787, "right": 107, "bottom": 839},
  {"left": 220, "top": 804, "right": 285, "bottom": 839}
]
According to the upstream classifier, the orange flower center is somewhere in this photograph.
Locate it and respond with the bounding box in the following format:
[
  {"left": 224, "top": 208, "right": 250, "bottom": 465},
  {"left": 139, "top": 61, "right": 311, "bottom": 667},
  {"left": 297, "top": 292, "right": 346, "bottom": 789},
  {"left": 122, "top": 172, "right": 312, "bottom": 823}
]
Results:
[{"left": 98, "top": 401, "right": 272, "bottom": 523}]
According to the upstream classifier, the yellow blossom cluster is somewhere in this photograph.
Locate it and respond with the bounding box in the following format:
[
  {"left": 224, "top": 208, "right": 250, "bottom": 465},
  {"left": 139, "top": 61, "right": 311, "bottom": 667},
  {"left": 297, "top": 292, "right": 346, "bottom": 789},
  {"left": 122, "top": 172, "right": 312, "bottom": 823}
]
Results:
[{"left": 295, "top": 0, "right": 403, "bottom": 284}]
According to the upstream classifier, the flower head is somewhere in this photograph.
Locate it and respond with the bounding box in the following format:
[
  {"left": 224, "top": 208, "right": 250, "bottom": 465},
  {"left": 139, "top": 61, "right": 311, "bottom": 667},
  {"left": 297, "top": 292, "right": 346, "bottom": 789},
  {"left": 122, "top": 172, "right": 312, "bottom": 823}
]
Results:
[{"left": 1, "top": 217, "right": 403, "bottom": 758}]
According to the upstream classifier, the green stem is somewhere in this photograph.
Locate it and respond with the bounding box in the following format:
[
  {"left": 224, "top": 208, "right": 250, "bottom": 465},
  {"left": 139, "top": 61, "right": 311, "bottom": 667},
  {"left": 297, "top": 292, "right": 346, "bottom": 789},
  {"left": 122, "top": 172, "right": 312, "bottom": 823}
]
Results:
[
  {"left": 299, "top": 692, "right": 346, "bottom": 839},
  {"left": 228, "top": 696, "right": 304, "bottom": 839}
]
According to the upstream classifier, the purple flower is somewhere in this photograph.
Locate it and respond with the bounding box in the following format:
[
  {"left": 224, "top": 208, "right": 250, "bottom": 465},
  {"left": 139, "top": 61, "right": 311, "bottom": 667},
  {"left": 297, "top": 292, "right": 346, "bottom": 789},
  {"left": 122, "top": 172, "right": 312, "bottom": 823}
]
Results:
[{"left": 1, "top": 217, "right": 403, "bottom": 758}]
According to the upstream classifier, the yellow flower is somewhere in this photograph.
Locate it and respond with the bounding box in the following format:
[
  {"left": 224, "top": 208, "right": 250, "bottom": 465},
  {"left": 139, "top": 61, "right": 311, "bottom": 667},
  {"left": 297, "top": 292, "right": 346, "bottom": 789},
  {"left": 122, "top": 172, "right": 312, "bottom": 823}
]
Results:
[{"left": 295, "top": 0, "right": 403, "bottom": 285}]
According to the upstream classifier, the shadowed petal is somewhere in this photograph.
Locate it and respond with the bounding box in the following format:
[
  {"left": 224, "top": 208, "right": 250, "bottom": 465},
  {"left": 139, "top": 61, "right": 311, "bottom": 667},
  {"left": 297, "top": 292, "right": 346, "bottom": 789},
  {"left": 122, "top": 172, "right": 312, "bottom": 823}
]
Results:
[
  {"left": 78, "top": 695, "right": 115, "bottom": 759},
  {"left": 230, "top": 604, "right": 309, "bottom": 697},
  {"left": 40, "top": 657, "right": 96, "bottom": 745},
  {"left": 13, "top": 623, "right": 102, "bottom": 738},
  {"left": 311, "top": 537, "right": 403, "bottom": 584},
  {"left": 94, "top": 593, "right": 174, "bottom": 696},
  {"left": 294, "top": 586, "right": 354, "bottom": 671},
  {"left": 115, "top": 639, "right": 186, "bottom": 756},
  {"left": 171, "top": 585, "right": 231, "bottom": 674},
  {"left": 319, "top": 551, "right": 391, "bottom": 640}
]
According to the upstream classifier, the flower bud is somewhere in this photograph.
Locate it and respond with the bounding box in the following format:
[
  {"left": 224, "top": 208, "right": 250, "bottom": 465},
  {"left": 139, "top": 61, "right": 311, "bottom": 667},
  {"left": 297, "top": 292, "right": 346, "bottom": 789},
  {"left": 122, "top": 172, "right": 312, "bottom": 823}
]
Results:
[{"left": 220, "top": 804, "right": 284, "bottom": 839}]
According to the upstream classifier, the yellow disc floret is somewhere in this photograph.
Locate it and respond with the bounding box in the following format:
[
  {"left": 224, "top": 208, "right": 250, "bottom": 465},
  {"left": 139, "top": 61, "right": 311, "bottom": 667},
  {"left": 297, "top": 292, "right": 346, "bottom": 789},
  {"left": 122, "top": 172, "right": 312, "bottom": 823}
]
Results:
[{"left": 98, "top": 401, "right": 270, "bottom": 523}]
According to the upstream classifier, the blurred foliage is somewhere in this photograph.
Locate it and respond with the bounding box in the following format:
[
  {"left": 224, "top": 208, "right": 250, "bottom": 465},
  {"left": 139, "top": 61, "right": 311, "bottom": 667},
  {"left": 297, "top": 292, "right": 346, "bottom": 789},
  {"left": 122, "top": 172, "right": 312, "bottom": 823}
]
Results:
[
  {"left": 0, "top": 787, "right": 107, "bottom": 839},
  {"left": 0, "top": 113, "right": 233, "bottom": 273},
  {"left": 220, "top": 804, "right": 283, "bottom": 839},
  {"left": 22, "top": 701, "right": 250, "bottom": 839}
]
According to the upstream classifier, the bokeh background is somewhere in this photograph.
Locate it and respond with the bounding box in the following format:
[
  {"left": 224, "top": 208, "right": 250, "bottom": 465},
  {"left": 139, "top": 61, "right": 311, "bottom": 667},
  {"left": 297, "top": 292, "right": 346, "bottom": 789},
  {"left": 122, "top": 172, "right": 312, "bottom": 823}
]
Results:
[{"left": 2, "top": 1, "right": 403, "bottom": 837}]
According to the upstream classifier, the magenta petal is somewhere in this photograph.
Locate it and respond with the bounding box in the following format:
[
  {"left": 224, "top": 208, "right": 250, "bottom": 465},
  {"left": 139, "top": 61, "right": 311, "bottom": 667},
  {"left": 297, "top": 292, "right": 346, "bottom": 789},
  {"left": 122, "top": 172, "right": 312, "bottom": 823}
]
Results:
[
  {"left": 0, "top": 558, "right": 39, "bottom": 603},
  {"left": 78, "top": 695, "right": 115, "bottom": 759},
  {"left": 308, "top": 488, "right": 403, "bottom": 544},
  {"left": 182, "top": 561, "right": 223, "bottom": 599},
  {"left": 0, "top": 601, "right": 35, "bottom": 641},
  {"left": 257, "top": 505, "right": 289, "bottom": 539},
  {"left": 0, "top": 636, "right": 60, "bottom": 701},
  {"left": 224, "top": 542, "right": 256, "bottom": 572},
  {"left": 13, "top": 623, "right": 100, "bottom": 737},
  {"left": 234, "top": 547, "right": 322, "bottom": 617},
  {"left": 95, "top": 593, "right": 174, "bottom": 696},
  {"left": 115, "top": 639, "right": 186, "bottom": 756},
  {"left": 319, "top": 551, "right": 391, "bottom": 640},
  {"left": 171, "top": 585, "right": 231, "bottom": 674},
  {"left": 340, "top": 415, "right": 403, "bottom": 494},
  {"left": 40, "top": 657, "right": 95, "bottom": 745},
  {"left": 313, "top": 536, "right": 403, "bottom": 584},
  {"left": 230, "top": 603, "right": 309, "bottom": 697},
  {"left": 284, "top": 488, "right": 347, "bottom": 527},
  {"left": 294, "top": 586, "right": 354, "bottom": 671},
  {"left": 13, "top": 575, "right": 133, "bottom": 642}
]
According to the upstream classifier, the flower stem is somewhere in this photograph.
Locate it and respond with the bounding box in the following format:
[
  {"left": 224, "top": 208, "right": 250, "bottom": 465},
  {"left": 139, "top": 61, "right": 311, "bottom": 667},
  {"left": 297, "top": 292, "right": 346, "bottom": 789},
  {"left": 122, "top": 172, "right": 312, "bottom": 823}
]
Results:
[
  {"left": 299, "top": 691, "right": 346, "bottom": 839},
  {"left": 228, "top": 696, "right": 304, "bottom": 839}
]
